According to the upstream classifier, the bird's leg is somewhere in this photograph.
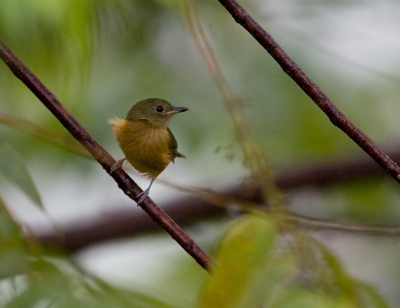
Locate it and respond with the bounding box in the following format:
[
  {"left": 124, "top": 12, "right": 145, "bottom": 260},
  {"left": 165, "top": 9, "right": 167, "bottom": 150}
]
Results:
[
  {"left": 110, "top": 158, "right": 126, "bottom": 174},
  {"left": 137, "top": 178, "right": 155, "bottom": 204}
]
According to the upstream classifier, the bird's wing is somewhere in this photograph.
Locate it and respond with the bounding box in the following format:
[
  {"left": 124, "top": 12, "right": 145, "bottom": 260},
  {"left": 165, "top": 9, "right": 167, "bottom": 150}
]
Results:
[{"left": 167, "top": 127, "right": 186, "bottom": 161}]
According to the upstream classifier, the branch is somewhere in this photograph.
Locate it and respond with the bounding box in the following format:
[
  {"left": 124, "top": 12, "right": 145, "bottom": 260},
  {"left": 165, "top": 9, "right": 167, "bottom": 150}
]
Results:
[
  {"left": 31, "top": 145, "right": 400, "bottom": 253},
  {"left": 33, "top": 195, "right": 228, "bottom": 253},
  {"left": 216, "top": 0, "right": 400, "bottom": 183},
  {"left": 32, "top": 162, "right": 400, "bottom": 254},
  {"left": 0, "top": 39, "right": 212, "bottom": 271}
]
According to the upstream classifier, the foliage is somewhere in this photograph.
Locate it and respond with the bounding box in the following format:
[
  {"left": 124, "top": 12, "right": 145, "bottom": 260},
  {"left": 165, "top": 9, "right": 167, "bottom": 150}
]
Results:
[
  {"left": 0, "top": 138, "right": 42, "bottom": 208},
  {"left": 198, "top": 215, "right": 388, "bottom": 308}
]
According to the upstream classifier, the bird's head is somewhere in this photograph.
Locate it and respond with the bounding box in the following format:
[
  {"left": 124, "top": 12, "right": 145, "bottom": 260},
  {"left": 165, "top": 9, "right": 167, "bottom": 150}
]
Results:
[{"left": 126, "top": 98, "right": 188, "bottom": 128}]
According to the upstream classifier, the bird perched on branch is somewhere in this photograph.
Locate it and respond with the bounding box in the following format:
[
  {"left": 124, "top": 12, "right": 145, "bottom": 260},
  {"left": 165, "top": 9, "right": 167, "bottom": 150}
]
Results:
[{"left": 109, "top": 98, "right": 188, "bottom": 204}]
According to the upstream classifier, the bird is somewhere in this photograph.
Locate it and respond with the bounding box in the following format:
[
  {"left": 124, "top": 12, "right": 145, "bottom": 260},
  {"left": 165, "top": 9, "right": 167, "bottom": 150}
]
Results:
[{"left": 109, "top": 98, "right": 188, "bottom": 204}]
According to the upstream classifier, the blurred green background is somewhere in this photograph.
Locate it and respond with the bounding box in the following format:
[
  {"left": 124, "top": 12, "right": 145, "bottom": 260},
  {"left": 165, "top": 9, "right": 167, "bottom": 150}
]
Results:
[{"left": 1, "top": 0, "right": 400, "bottom": 307}]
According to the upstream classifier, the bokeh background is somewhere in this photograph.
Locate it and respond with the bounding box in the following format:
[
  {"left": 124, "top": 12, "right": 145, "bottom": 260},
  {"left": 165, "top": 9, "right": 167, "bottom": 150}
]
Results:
[{"left": 1, "top": 0, "right": 400, "bottom": 306}]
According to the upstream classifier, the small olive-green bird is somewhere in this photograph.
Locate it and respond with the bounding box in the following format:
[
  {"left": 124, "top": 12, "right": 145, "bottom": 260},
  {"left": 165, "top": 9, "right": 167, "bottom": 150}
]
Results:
[{"left": 109, "top": 98, "right": 188, "bottom": 204}]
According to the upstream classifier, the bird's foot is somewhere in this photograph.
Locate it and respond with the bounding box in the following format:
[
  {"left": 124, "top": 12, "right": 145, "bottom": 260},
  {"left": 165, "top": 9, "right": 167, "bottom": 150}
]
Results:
[
  {"left": 137, "top": 190, "right": 150, "bottom": 205},
  {"left": 136, "top": 179, "right": 154, "bottom": 205},
  {"left": 110, "top": 158, "right": 126, "bottom": 174}
]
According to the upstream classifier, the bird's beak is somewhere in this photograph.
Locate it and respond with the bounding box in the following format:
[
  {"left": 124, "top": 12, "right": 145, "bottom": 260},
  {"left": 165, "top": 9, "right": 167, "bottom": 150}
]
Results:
[{"left": 166, "top": 106, "right": 189, "bottom": 115}]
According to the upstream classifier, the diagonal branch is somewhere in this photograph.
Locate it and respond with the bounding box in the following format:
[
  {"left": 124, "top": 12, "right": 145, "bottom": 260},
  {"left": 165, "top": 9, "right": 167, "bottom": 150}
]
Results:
[
  {"left": 30, "top": 144, "right": 400, "bottom": 252},
  {"left": 33, "top": 170, "right": 400, "bottom": 254},
  {"left": 0, "top": 39, "right": 212, "bottom": 271},
  {"left": 217, "top": 0, "right": 400, "bottom": 183}
]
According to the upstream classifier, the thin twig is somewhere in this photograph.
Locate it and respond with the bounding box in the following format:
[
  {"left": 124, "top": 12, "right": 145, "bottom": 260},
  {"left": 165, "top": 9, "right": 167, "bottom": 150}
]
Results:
[
  {"left": 285, "top": 212, "right": 400, "bottom": 236},
  {"left": 33, "top": 179, "right": 400, "bottom": 253},
  {"left": 31, "top": 145, "right": 400, "bottom": 251},
  {"left": 217, "top": 0, "right": 400, "bottom": 183},
  {"left": 162, "top": 181, "right": 400, "bottom": 236},
  {"left": 0, "top": 109, "right": 90, "bottom": 158},
  {"left": 182, "top": 0, "right": 284, "bottom": 210},
  {"left": 0, "top": 39, "right": 212, "bottom": 271}
]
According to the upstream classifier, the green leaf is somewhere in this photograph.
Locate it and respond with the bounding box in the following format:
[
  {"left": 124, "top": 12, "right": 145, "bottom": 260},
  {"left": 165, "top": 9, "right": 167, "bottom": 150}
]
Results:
[
  {"left": 198, "top": 215, "right": 278, "bottom": 308},
  {"left": 312, "top": 239, "right": 389, "bottom": 307},
  {"left": 269, "top": 288, "right": 349, "bottom": 308},
  {"left": 0, "top": 138, "right": 43, "bottom": 209},
  {"left": 357, "top": 282, "right": 390, "bottom": 308},
  {"left": 0, "top": 197, "right": 29, "bottom": 280},
  {"left": 7, "top": 257, "right": 172, "bottom": 308}
]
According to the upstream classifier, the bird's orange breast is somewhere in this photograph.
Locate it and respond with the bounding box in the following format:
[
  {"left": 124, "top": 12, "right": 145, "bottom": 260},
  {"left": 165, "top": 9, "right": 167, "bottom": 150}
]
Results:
[{"left": 109, "top": 118, "right": 172, "bottom": 179}]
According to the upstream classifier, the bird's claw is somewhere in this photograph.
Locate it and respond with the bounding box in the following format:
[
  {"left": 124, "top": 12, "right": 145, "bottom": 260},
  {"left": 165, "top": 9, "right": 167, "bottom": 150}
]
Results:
[
  {"left": 137, "top": 191, "right": 149, "bottom": 205},
  {"left": 110, "top": 158, "right": 126, "bottom": 174}
]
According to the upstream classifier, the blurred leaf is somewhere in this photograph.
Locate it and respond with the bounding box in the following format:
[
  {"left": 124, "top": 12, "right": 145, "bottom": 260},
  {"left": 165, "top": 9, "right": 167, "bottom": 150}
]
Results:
[
  {"left": 0, "top": 197, "right": 29, "bottom": 280},
  {"left": 0, "top": 138, "right": 43, "bottom": 209},
  {"left": 0, "top": 110, "right": 90, "bottom": 158},
  {"left": 240, "top": 253, "right": 294, "bottom": 307},
  {"left": 198, "top": 214, "right": 389, "bottom": 308},
  {"left": 154, "top": 0, "right": 181, "bottom": 10},
  {"left": 312, "top": 239, "right": 389, "bottom": 307},
  {"left": 269, "top": 288, "right": 349, "bottom": 308},
  {"left": 6, "top": 257, "right": 172, "bottom": 308},
  {"left": 317, "top": 240, "right": 357, "bottom": 297},
  {"left": 357, "top": 282, "right": 390, "bottom": 308},
  {"left": 198, "top": 215, "right": 278, "bottom": 308}
]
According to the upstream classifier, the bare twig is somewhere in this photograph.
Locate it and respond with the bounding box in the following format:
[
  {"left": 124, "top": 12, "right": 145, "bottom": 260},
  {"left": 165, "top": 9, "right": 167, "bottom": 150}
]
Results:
[
  {"left": 182, "top": 0, "right": 284, "bottom": 210},
  {"left": 216, "top": 0, "right": 400, "bottom": 183},
  {"left": 32, "top": 146, "right": 400, "bottom": 252},
  {"left": 285, "top": 212, "right": 400, "bottom": 236},
  {"left": 0, "top": 109, "right": 90, "bottom": 158},
  {"left": 33, "top": 176, "right": 400, "bottom": 253},
  {"left": 0, "top": 39, "right": 212, "bottom": 271},
  {"left": 160, "top": 182, "right": 400, "bottom": 237}
]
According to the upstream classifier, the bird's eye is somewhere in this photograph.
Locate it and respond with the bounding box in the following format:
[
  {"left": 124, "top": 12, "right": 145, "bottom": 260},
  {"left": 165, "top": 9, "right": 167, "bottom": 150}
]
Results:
[{"left": 155, "top": 105, "right": 164, "bottom": 113}]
